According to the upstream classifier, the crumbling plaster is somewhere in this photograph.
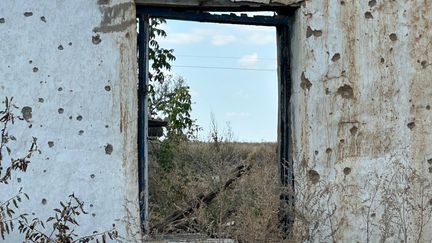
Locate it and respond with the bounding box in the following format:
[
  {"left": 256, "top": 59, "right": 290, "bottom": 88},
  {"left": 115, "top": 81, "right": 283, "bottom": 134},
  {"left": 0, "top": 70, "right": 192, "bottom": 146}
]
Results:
[
  {"left": 290, "top": 0, "right": 432, "bottom": 242},
  {"left": 0, "top": 0, "right": 140, "bottom": 241}
]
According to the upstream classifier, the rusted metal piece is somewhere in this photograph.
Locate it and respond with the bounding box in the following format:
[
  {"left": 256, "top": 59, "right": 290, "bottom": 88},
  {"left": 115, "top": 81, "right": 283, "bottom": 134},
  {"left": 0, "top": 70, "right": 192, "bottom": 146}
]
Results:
[{"left": 148, "top": 118, "right": 168, "bottom": 138}]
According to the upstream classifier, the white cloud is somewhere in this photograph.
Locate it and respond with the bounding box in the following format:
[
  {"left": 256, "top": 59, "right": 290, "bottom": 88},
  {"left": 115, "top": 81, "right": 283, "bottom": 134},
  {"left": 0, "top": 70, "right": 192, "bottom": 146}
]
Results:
[
  {"left": 211, "top": 35, "right": 237, "bottom": 46},
  {"left": 247, "top": 33, "right": 275, "bottom": 45},
  {"left": 158, "top": 32, "right": 204, "bottom": 45},
  {"left": 233, "top": 90, "right": 250, "bottom": 99},
  {"left": 238, "top": 53, "right": 258, "bottom": 67},
  {"left": 226, "top": 112, "right": 251, "bottom": 118}
]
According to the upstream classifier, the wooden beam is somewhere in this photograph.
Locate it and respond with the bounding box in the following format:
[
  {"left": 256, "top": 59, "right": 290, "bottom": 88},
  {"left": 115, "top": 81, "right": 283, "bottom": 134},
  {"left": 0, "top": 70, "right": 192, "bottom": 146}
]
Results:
[{"left": 135, "top": 0, "right": 302, "bottom": 11}]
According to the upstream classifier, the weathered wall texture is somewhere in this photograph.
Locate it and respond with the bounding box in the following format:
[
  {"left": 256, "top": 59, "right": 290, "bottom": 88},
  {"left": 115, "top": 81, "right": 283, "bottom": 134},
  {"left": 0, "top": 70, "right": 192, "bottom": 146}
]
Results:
[
  {"left": 0, "top": 0, "right": 141, "bottom": 241},
  {"left": 291, "top": 0, "right": 432, "bottom": 242}
]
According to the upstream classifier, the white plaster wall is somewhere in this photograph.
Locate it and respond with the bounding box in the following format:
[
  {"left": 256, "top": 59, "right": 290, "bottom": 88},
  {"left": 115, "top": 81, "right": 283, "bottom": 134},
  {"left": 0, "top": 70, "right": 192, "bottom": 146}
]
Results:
[
  {"left": 290, "top": 0, "right": 432, "bottom": 242},
  {"left": 0, "top": 0, "right": 141, "bottom": 242}
]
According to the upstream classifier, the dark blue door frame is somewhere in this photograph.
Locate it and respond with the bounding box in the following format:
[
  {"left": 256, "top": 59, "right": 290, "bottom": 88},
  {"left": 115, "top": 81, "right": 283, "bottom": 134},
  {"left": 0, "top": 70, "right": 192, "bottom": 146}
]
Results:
[{"left": 137, "top": 7, "right": 295, "bottom": 238}]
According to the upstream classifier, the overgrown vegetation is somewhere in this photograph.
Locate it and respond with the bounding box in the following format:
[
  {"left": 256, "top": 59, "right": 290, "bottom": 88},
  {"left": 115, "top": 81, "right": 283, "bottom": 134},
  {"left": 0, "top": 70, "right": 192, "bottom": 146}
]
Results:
[{"left": 148, "top": 126, "right": 283, "bottom": 242}]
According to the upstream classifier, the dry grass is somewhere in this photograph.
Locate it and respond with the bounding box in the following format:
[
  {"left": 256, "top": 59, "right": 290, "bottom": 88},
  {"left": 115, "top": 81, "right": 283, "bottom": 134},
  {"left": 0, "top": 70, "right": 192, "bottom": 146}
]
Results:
[{"left": 148, "top": 138, "right": 284, "bottom": 242}]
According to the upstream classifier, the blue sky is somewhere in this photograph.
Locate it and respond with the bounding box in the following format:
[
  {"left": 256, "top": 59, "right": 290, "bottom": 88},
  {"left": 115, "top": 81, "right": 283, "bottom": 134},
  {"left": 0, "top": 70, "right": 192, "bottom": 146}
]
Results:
[{"left": 156, "top": 18, "right": 278, "bottom": 142}]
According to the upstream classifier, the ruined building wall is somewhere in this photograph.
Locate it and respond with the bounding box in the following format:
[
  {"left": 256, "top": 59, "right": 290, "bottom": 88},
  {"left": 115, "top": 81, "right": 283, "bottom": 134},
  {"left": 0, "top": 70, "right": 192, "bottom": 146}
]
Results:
[
  {"left": 290, "top": 0, "right": 432, "bottom": 242},
  {"left": 0, "top": 0, "right": 141, "bottom": 241}
]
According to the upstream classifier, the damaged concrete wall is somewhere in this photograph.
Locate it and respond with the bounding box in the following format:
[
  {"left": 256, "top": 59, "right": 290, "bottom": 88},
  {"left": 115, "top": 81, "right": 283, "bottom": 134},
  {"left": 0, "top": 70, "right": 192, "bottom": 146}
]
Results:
[
  {"left": 290, "top": 0, "right": 432, "bottom": 242},
  {"left": 0, "top": 0, "right": 141, "bottom": 241}
]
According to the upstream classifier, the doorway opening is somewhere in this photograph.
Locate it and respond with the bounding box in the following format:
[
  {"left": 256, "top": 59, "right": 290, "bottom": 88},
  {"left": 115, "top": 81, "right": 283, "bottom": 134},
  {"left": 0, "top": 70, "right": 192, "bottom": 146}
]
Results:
[{"left": 137, "top": 6, "right": 294, "bottom": 240}]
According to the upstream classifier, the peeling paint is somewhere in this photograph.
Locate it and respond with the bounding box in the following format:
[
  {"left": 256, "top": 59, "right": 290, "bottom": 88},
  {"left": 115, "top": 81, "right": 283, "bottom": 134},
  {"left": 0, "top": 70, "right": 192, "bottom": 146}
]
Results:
[{"left": 93, "top": 3, "right": 135, "bottom": 33}]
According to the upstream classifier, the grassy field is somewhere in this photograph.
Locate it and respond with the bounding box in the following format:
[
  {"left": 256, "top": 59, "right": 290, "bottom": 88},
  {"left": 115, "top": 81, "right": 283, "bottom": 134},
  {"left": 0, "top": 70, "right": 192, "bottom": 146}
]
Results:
[{"left": 148, "top": 139, "right": 284, "bottom": 242}]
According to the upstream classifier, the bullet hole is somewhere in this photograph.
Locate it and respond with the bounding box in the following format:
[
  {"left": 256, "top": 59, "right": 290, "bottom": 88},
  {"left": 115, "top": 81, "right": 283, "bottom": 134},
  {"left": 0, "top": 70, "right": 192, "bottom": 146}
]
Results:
[
  {"left": 337, "top": 84, "right": 354, "bottom": 99},
  {"left": 24, "top": 12, "right": 33, "bottom": 17},
  {"left": 58, "top": 45, "right": 64, "bottom": 50},
  {"left": 428, "top": 159, "right": 432, "bottom": 164},
  {"left": 325, "top": 88, "right": 331, "bottom": 95},
  {"left": 92, "top": 35, "right": 102, "bottom": 45},
  {"left": 300, "top": 72, "right": 312, "bottom": 91},
  {"left": 69, "top": 116, "right": 73, "bottom": 120},
  {"left": 90, "top": 174, "right": 95, "bottom": 179},
  {"left": 58, "top": 108, "right": 64, "bottom": 114},
  {"left": 306, "top": 26, "right": 322, "bottom": 38},
  {"left": 68, "top": 42, "right": 72, "bottom": 46},
  {"left": 58, "top": 87, "right": 63, "bottom": 91},
  {"left": 17, "top": 178, "right": 21, "bottom": 183},
  {"left": 92, "top": 213, "right": 96, "bottom": 217},
  {"left": 43, "top": 170, "right": 47, "bottom": 173},
  {"left": 371, "top": 213, "right": 376, "bottom": 218},
  {"left": 326, "top": 148, "right": 332, "bottom": 154},
  {"left": 343, "top": 167, "right": 352, "bottom": 175},
  {"left": 429, "top": 198, "right": 432, "bottom": 206},
  {"left": 105, "top": 125, "right": 109, "bottom": 128},
  {"left": 48, "top": 141, "right": 54, "bottom": 148},
  {"left": 429, "top": 167, "right": 432, "bottom": 173},
  {"left": 38, "top": 98, "right": 44, "bottom": 103},
  {"left": 365, "top": 12, "right": 373, "bottom": 19},
  {"left": 308, "top": 170, "right": 320, "bottom": 184},
  {"left": 421, "top": 60, "right": 428, "bottom": 69},
  {"left": 40, "top": 16, "right": 46, "bottom": 22},
  {"left": 340, "top": 1, "right": 345, "bottom": 5},
  {"left": 368, "top": 0, "right": 377, "bottom": 7},
  {"left": 21, "top": 106, "right": 32, "bottom": 122},
  {"left": 340, "top": 139, "right": 345, "bottom": 143},
  {"left": 407, "top": 122, "right": 415, "bottom": 130},
  {"left": 331, "top": 53, "right": 341, "bottom": 62},
  {"left": 350, "top": 126, "right": 358, "bottom": 135},
  {"left": 104, "top": 85, "right": 111, "bottom": 92},
  {"left": 380, "top": 57, "right": 385, "bottom": 64},
  {"left": 90, "top": 204, "right": 94, "bottom": 207},
  {"left": 125, "top": 32, "right": 130, "bottom": 38},
  {"left": 97, "top": 0, "right": 110, "bottom": 4},
  {"left": 315, "top": 150, "right": 319, "bottom": 155},
  {"left": 79, "top": 130, "right": 84, "bottom": 135},
  {"left": 29, "top": 60, "right": 33, "bottom": 64},
  {"left": 76, "top": 115, "right": 83, "bottom": 121},
  {"left": 33, "top": 67, "right": 39, "bottom": 72},
  {"left": 389, "top": 33, "right": 398, "bottom": 41},
  {"left": 105, "top": 144, "right": 113, "bottom": 155},
  {"left": 41, "top": 199, "right": 47, "bottom": 205},
  {"left": 0, "top": 18, "right": 5, "bottom": 24}
]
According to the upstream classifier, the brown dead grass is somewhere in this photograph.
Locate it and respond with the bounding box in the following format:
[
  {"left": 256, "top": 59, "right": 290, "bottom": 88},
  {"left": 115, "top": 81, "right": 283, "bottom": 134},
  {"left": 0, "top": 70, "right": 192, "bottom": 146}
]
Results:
[{"left": 148, "top": 140, "right": 284, "bottom": 242}]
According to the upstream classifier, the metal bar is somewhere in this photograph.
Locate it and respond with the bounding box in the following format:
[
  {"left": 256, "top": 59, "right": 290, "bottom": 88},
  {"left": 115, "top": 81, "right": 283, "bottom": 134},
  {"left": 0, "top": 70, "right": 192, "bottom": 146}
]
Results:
[
  {"left": 137, "top": 7, "right": 290, "bottom": 26},
  {"left": 137, "top": 13, "right": 150, "bottom": 234},
  {"left": 277, "top": 23, "right": 294, "bottom": 239},
  {"left": 135, "top": 0, "right": 298, "bottom": 12}
]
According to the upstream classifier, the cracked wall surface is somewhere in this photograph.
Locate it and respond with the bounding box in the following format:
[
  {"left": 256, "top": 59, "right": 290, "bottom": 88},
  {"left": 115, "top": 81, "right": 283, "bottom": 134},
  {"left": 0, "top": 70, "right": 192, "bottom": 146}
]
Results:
[
  {"left": 0, "top": 0, "right": 141, "bottom": 241},
  {"left": 290, "top": 0, "right": 432, "bottom": 242}
]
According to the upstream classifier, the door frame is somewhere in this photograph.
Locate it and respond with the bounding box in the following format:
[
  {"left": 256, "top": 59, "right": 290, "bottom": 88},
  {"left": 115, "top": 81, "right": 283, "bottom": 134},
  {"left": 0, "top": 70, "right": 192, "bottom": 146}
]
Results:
[{"left": 137, "top": 6, "right": 296, "bottom": 237}]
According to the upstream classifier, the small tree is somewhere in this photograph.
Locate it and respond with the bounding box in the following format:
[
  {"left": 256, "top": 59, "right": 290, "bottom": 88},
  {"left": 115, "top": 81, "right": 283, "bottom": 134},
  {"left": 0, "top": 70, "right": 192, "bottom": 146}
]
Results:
[{"left": 148, "top": 18, "right": 199, "bottom": 140}]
